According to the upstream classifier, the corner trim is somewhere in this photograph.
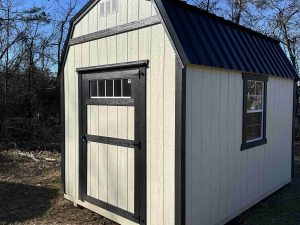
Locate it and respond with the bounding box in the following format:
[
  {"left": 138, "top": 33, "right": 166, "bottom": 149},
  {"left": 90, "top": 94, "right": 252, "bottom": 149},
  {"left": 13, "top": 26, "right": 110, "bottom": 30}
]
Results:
[
  {"left": 60, "top": 71, "right": 66, "bottom": 194},
  {"left": 175, "top": 56, "right": 186, "bottom": 225},
  {"left": 292, "top": 81, "right": 297, "bottom": 177}
]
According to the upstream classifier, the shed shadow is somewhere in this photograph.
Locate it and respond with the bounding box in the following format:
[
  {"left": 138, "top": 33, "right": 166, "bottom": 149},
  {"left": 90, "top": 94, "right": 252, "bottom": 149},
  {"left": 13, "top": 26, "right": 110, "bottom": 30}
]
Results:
[{"left": 0, "top": 182, "right": 58, "bottom": 224}]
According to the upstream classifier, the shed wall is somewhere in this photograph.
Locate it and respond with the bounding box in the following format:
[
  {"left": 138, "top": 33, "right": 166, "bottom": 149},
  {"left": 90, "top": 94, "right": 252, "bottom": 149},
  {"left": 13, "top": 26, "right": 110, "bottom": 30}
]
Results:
[
  {"left": 185, "top": 65, "right": 293, "bottom": 225},
  {"left": 63, "top": 1, "right": 176, "bottom": 224},
  {"left": 72, "top": 0, "right": 157, "bottom": 38}
]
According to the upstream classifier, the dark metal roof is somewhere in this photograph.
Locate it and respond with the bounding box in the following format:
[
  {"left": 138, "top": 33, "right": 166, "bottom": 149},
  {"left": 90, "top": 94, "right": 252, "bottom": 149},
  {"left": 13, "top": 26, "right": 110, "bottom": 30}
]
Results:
[{"left": 155, "top": 0, "right": 299, "bottom": 80}]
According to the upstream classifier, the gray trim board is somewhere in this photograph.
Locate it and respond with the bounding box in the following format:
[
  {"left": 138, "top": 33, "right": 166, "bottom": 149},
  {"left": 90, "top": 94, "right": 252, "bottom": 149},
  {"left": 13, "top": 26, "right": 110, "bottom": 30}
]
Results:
[{"left": 69, "top": 16, "right": 160, "bottom": 46}]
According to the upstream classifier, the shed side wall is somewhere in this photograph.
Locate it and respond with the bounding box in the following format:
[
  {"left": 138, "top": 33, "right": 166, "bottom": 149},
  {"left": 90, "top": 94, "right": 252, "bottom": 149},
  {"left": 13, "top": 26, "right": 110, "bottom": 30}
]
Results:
[
  {"left": 185, "top": 65, "right": 293, "bottom": 225},
  {"left": 64, "top": 13, "right": 176, "bottom": 225}
]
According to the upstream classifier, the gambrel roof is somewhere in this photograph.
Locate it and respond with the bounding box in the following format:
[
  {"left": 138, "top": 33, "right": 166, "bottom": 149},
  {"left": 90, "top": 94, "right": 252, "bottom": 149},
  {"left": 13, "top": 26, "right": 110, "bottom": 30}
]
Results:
[{"left": 61, "top": 0, "right": 299, "bottom": 80}]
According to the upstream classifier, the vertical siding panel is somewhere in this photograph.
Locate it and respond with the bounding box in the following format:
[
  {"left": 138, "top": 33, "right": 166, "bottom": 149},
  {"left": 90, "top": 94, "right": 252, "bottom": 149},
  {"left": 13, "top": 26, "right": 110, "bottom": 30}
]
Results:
[
  {"left": 107, "top": 36, "right": 117, "bottom": 64},
  {"left": 139, "top": 0, "right": 152, "bottom": 19},
  {"left": 163, "top": 34, "right": 175, "bottom": 225},
  {"left": 81, "top": 14, "right": 89, "bottom": 36},
  {"left": 117, "top": 33, "right": 128, "bottom": 64},
  {"left": 81, "top": 42, "right": 90, "bottom": 67},
  {"left": 234, "top": 72, "right": 242, "bottom": 211},
  {"left": 117, "top": 107, "right": 129, "bottom": 210},
  {"left": 117, "top": 0, "right": 128, "bottom": 25},
  {"left": 138, "top": 26, "right": 152, "bottom": 225},
  {"left": 185, "top": 67, "right": 193, "bottom": 225},
  {"left": 87, "top": 106, "right": 91, "bottom": 196},
  {"left": 190, "top": 67, "right": 203, "bottom": 225},
  {"left": 201, "top": 67, "right": 212, "bottom": 225},
  {"left": 128, "top": 107, "right": 135, "bottom": 213},
  {"left": 74, "top": 44, "right": 81, "bottom": 199},
  {"left": 227, "top": 72, "right": 236, "bottom": 214},
  {"left": 98, "top": 106, "right": 108, "bottom": 202},
  {"left": 107, "top": 106, "right": 118, "bottom": 206},
  {"left": 73, "top": 22, "right": 82, "bottom": 38},
  {"left": 98, "top": 2, "right": 107, "bottom": 30},
  {"left": 219, "top": 70, "right": 229, "bottom": 220},
  {"left": 98, "top": 38, "right": 108, "bottom": 65},
  {"left": 90, "top": 106, "right": 99, "bottom": 198},
  {"left": 90, "top": 41, "right": 99, "bottom": 66},
  {"left": 150, "top": 24, "right": 165, "bottom": 225},
  {"left": 128, "top": 31, "right": 139, "bottom": 61},
  {"left": 106, "top": 4, "right": 117, "bottom": 28},
  {"left": 264, "top": 78, "right": 273, "bottom": 193},
  {"left": 210, "top": 69, "right": 221, "bottom": 224},
  {"left": 128, "top": 0, "right": 139, "bottom": 23},
  {"left": 88, "top": 6, "right": 98, "bottom": 33}
]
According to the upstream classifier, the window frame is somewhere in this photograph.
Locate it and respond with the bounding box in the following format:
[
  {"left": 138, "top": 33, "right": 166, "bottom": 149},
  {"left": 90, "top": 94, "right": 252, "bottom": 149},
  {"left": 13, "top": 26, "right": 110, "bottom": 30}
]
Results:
[{"left": 241, "top": 74, "right": 268, "bottom": 151}]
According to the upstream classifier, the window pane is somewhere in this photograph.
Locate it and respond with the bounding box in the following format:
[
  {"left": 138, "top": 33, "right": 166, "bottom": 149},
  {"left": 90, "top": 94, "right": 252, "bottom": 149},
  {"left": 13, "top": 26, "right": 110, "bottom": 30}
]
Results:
[
  {"left": 98, "top": 80, "right": 105, "bottom": 97},
  {"left": 90, "top": 81, "right": 98, "bottom": 97},
  {"left": 246, "top": 125, "right": 262, "bottom": 141},
  {"left": 114, "top": 80, "right": 122, "bottom": 97},
  {"left": 256, "top": 81, "right": 263, "bottom": 95},
  {"left": 123, "top": 79, "right": 132, "bottom": 97},
  {"left": 247, "top": 96, "right": 262, "bottom": 110},
  {"left": 247, "top": 81, "right": 256, "bottom": 95},
  {"left": 246, "top": 112, "right": 262, "bottom": 127},
  {"left": 106, "top": 80, "right": 113, "bottom": 97}
]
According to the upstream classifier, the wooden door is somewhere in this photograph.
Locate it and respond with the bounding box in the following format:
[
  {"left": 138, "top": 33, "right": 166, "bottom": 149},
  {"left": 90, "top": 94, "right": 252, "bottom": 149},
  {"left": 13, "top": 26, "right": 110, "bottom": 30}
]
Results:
[{"left": 79, "top": 62, "right": 147, "bottom": 224}]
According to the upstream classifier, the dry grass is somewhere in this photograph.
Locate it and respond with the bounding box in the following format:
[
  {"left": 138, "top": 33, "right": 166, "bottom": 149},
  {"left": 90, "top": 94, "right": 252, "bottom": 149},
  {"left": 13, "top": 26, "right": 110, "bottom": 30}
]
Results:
[
  {"left": 0, "top": 149, "right": 117, "bottom": 225},
  {"left": 1, "top": 147, "right": 300, "bottom": 225}
]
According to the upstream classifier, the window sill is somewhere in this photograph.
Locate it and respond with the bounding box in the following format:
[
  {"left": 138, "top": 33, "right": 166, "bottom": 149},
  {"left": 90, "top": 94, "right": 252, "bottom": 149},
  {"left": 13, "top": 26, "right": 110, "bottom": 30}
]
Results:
[{"left": 241, "top": 138, "right": 267, "bottom": 151}]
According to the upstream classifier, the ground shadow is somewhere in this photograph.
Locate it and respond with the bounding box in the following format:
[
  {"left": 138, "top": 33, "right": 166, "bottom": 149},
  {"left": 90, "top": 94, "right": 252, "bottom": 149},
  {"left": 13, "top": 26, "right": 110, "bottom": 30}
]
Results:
[{"left": 0, "top": 182, "right": 58, "bottom": 224}]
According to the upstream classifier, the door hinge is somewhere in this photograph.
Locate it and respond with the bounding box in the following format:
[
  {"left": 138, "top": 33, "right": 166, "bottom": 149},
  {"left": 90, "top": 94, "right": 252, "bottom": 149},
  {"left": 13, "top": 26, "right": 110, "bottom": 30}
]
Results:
[
  {"left": 81, "top": 135, "right": 87, "bottom": 143},
  {"left": 139, "top": 70, "right": 145, "bottom": 79}
]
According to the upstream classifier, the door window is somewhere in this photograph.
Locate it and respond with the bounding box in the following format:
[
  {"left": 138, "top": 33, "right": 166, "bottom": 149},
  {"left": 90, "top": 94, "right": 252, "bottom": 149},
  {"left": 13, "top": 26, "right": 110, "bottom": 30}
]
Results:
[{"left": 90, "top": 79, "right": 132, "bottom": 98}]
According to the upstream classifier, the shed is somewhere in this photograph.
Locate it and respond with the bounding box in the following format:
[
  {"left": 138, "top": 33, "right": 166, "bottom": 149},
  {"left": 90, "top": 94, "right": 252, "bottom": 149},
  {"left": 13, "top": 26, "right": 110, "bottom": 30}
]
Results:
[{"left": 60, "top": 0, "right": 299, "bottom": 224}]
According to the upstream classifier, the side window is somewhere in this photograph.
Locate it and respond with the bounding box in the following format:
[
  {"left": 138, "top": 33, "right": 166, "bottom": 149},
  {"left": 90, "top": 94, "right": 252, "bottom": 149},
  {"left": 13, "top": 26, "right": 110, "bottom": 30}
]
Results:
[
  {"left": 99, "top": 0, "right": 118, "bottom": 17},
  {"left": 90, "top": 79, "right": 132, "bottom": 98},
  {"left": 241, "top": 74, "right": 268, "bottom": 150}
]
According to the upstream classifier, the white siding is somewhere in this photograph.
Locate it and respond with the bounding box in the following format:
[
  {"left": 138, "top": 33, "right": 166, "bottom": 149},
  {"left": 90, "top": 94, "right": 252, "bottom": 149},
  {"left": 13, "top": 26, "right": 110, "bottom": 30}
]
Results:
[
  {"left": 64, "top": 1, "right": 176, "bottom": 222},
  {"left": 185, "top": 65, "right": 293, "bottom": 225},
  {"left": 72, "top": 0, "right": 157, "bottom": 38}
]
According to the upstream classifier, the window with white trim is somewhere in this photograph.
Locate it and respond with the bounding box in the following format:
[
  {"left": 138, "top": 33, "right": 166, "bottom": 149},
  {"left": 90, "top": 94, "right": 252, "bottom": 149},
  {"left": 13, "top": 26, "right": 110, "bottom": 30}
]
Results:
[
  {"left": 99, "top": 0, "right": 118, "bottom": 17},
  {"left": 241, "top": 74, "right": 268, "bottom": 150}
]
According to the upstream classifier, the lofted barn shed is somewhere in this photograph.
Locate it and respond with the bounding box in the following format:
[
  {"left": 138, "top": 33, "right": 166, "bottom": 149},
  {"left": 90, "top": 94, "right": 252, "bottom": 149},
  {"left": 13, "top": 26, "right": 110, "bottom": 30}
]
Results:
[{"left": 60, "top": 0, "right": 299, "bottom": 224}]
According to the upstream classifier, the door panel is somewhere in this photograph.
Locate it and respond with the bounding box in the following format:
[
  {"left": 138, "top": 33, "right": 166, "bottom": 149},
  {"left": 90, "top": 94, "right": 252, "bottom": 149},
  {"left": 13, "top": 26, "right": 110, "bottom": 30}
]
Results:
[{"left": 79, "top": 64, "right": 146, "bottom": 224}]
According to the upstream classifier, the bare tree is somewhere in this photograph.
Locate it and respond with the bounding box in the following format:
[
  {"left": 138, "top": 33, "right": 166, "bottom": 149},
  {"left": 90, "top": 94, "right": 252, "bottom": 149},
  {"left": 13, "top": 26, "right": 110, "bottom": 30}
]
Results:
[
  {"left": 51, "top": 0, "right": 79, "bottom": 78},
  {"left": 190, "top": 0, "right": 220, "bottom": 12},
  {"left": 265, "top": 0, "right": 300, "bottom": 71}
]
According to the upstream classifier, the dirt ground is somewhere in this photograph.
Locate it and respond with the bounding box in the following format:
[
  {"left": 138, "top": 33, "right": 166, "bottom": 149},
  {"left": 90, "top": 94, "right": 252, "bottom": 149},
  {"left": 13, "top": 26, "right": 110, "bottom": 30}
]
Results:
[{"left": 0, "top": 147, "right": 300, "bottom": 225}]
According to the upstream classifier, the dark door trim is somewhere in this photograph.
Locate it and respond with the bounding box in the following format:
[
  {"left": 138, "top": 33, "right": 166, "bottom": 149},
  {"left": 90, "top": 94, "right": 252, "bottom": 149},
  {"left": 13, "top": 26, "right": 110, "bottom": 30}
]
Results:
[{"left": 78, "top": 61, "right": 147, "bottom": 225}]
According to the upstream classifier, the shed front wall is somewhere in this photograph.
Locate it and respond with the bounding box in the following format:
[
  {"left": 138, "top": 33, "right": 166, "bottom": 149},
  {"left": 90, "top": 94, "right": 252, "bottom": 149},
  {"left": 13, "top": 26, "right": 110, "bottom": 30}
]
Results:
[
  {"left": 185, "top": 65, "right": 293, "bottom": 225},
  {"left": 63, "top": 1, "right": 176, "bottom": 224}
]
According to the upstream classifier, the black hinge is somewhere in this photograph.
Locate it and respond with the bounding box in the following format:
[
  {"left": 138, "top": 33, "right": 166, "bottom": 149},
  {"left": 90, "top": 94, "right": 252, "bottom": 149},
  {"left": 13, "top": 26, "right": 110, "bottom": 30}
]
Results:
[
  {"left": 139, "top": 69, "right": 145, "bottom": 79},
  {"left": 81, "top": 135, "right": 87, "bottom": 143}
]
